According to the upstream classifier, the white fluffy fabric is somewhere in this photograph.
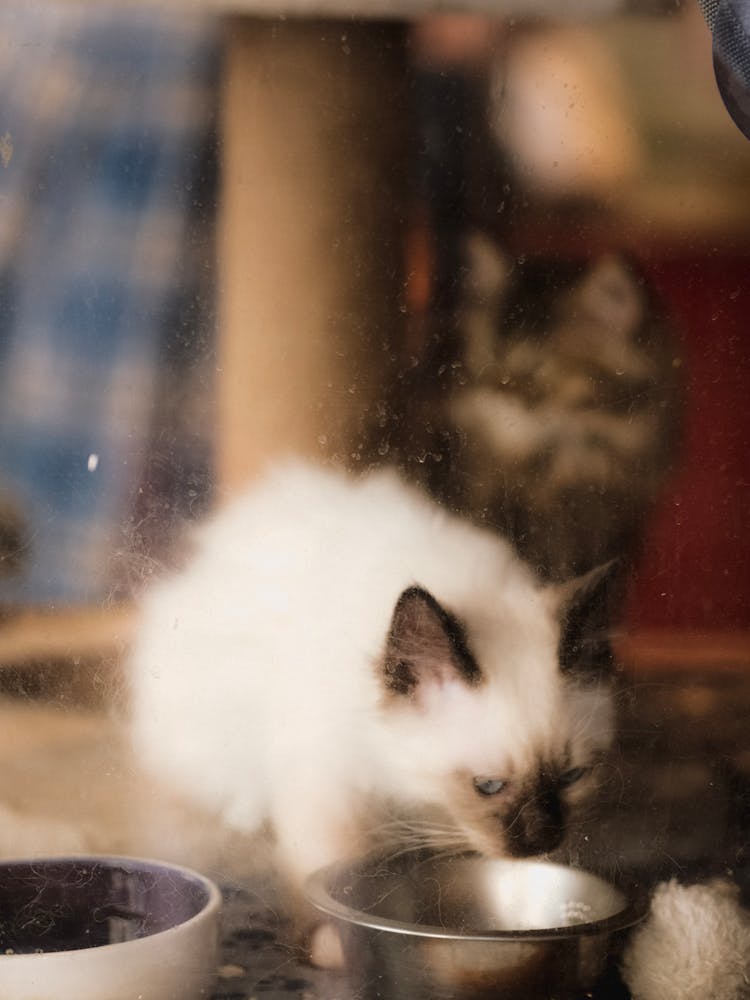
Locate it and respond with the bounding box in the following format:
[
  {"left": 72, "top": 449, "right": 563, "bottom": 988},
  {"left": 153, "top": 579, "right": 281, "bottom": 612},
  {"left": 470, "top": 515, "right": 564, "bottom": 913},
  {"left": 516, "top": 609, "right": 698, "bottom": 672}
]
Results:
[{"left": 621, "top": 879, "right": 750, "bottom": 1000}]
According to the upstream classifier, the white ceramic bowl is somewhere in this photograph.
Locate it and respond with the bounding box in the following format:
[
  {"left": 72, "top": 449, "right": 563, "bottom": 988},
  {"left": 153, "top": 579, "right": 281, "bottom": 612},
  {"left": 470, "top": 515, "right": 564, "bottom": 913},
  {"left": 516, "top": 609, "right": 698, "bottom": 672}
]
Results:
[{"left": 0, "top": 856, "right": 221, "bottom": 1000}]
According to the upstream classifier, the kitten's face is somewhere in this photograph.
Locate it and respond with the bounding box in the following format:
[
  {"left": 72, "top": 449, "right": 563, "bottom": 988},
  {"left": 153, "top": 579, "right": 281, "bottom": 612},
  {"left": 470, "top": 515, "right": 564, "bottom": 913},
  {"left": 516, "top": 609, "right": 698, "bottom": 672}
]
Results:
[
  {"left": 379, "top": 574, "right": 615, "bottom": 859},
  {"left": 437, "top": 679, "right": 612, "bottom": 858}
]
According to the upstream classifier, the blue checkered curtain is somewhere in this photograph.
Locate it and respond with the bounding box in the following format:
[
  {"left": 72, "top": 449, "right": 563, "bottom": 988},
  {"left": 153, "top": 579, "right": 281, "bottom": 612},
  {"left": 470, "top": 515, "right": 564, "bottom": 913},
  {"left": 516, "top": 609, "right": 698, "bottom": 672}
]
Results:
[{"left": 0, "top": 3, "right": 220, "bottom": 606}]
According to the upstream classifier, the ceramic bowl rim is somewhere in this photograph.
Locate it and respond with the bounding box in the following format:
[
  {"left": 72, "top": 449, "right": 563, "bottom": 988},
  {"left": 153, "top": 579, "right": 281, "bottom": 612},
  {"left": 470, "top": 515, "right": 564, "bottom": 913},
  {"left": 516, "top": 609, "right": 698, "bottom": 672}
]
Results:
[
  {"left": 305, "top": 853, "right": 648, "bottom": 943},
  {"left": 0, "top": 854, "right": 222, "bottom": 961}
]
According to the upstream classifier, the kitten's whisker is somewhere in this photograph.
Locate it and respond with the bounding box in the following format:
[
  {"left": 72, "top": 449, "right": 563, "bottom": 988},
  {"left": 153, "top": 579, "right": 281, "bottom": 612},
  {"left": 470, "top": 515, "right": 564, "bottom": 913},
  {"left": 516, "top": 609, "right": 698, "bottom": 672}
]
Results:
[{"left": 372, "top": 816, "right": 470, "bottom": 859}]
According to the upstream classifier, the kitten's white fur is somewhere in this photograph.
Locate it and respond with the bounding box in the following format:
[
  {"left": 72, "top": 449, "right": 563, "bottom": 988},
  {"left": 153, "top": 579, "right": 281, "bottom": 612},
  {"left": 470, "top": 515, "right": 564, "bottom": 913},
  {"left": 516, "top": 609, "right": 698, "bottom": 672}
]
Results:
[{"left": 128, "top": 461, "right": 613, "bottom": 891}]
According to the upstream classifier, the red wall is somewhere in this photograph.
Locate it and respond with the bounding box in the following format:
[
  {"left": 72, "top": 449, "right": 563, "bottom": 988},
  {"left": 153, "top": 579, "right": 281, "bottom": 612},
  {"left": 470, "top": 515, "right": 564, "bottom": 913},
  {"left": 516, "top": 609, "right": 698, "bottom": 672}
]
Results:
[{"left": 626, "top": 248, "right": 750, "bottom": 631}]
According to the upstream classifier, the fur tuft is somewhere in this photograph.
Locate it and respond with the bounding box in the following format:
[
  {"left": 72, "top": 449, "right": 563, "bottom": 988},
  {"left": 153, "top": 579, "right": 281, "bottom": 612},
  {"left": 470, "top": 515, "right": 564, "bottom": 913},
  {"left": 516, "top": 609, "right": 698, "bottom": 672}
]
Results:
[{"left": 621, "top": 879, "right": 750, "bottom": 1000}]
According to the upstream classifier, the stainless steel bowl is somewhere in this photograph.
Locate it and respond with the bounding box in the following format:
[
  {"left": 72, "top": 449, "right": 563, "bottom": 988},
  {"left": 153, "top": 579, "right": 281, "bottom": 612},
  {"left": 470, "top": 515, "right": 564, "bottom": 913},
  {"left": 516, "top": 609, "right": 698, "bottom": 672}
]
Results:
[{"left": 306, "top": 852, "right": 645, "bottom": 999}]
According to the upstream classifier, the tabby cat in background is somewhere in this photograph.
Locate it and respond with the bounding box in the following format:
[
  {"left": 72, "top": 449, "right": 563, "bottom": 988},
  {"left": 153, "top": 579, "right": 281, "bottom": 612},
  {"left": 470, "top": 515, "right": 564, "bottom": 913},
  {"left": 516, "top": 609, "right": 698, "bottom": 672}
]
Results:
[{"left": 371, "top": 233, "right": 681, "bottom": 585}]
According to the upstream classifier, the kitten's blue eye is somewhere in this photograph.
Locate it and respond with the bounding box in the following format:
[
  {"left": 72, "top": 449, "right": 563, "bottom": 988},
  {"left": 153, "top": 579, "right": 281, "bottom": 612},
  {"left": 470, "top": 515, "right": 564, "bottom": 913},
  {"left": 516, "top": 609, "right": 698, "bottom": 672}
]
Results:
[
  {"left": 473, "top": 777, "right": 506, "bottom": 796},
  {"left": 559, "top": 767, "right": 588, "bottom": 787}
]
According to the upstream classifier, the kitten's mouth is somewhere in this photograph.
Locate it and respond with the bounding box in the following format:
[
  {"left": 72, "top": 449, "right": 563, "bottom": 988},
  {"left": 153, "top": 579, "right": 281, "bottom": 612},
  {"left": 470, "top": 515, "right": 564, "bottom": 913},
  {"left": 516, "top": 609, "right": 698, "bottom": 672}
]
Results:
[
  {"left": 461, "top": 825, "right": 566, "bottom": 861},
  {"left": 506, "top": 832, "right": 565, "bottom": 859}
]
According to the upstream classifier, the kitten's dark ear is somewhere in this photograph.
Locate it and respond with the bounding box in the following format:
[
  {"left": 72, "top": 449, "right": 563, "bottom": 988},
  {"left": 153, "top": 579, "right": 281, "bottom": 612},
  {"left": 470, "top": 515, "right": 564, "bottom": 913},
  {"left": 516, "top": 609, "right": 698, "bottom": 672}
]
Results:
[
  {"left": 382, "top": 586, "right": 482, "bottom": 698},
  {"left": 557, "top": 562, "right": 621, "bottom": 677}
]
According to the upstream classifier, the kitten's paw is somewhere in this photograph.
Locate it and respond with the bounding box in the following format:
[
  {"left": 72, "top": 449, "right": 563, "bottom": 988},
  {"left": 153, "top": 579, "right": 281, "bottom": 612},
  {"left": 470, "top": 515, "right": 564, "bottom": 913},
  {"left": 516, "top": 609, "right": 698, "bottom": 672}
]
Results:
[{"left": 309, "top": 921, "right": 344, "bottom": 969}]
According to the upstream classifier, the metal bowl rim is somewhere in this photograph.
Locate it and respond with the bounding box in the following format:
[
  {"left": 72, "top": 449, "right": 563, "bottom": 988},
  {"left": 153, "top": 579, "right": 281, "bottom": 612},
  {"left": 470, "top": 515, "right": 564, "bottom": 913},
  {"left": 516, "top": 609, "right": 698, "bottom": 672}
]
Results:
[{"left": 305, "top": 854, "right": 648, "bottom": 942}]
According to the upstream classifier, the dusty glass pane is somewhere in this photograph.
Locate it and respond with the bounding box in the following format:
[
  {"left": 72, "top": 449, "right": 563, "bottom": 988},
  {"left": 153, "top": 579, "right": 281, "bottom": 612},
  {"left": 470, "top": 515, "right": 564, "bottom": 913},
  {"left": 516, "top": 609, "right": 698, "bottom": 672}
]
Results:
[{"left": 0, "top": 4, "right": 747, "bottom": 999}]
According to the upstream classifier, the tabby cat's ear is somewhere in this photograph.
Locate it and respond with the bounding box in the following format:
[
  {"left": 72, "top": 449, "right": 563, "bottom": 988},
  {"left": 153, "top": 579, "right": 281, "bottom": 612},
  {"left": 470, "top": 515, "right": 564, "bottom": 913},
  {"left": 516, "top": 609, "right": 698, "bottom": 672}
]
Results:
[
  {"left": 382, "top": 586, "right": 482, "bottom": 698},
  {"left": 577, "top": 255, "right": 644, "bottom": 339},
  {"left": 556, "top": 561, "right": 621, "bottom": 677},
  {"left": 461, "top": 233, "right": 511, "bottom": 376},
  {"left": 463, "top": 231, "right": 511, "bottom": 302}
]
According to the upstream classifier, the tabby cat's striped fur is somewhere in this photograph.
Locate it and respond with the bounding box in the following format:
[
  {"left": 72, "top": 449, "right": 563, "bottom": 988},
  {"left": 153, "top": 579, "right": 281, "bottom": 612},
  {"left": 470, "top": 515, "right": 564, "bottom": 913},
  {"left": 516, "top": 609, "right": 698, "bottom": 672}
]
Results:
[{"left": 374, "top": 235, "right": 680, "bottom": 583}]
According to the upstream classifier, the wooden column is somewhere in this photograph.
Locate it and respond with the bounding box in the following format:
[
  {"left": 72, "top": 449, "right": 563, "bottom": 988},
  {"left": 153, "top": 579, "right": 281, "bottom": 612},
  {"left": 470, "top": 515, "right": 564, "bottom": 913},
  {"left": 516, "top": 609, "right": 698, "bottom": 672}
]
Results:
[{"left": 218, "top": 18, "right": 410, "bottom": 494}]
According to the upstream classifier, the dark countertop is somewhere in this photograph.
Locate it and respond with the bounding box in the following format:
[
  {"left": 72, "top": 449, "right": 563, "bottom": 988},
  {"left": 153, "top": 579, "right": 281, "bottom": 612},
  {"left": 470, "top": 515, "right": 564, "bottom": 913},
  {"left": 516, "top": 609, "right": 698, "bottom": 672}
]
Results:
[{"left": 209, "top": 665, "right": 750, "bottom": 999}]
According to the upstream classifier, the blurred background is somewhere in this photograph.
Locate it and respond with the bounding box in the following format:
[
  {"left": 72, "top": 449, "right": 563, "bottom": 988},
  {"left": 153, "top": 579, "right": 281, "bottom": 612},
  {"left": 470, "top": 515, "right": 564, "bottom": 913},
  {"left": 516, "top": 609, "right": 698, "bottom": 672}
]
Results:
[
  {"left": 0, "top": 4, "right": 220, "bottom": 609},
  {"left": 0, "top": 3, "right": 747, "bottom": 989},
  {"left": 0, "top": 2, "right": 747, "bottom": 635}
]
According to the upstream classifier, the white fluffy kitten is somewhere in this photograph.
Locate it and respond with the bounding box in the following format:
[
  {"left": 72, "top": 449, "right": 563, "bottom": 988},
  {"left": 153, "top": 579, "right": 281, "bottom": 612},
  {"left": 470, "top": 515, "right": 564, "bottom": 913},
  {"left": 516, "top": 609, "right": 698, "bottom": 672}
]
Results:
[{"left": 128, "top": 461, "right": 614, "bottom": 898}]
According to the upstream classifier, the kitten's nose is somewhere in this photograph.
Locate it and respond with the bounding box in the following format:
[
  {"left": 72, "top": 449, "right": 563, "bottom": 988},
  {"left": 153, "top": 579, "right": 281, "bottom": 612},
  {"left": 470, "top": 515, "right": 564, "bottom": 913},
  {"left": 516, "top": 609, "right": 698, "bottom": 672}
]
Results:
[{"left": 506, "top": 788, "right": 565, "bottom": 857}]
